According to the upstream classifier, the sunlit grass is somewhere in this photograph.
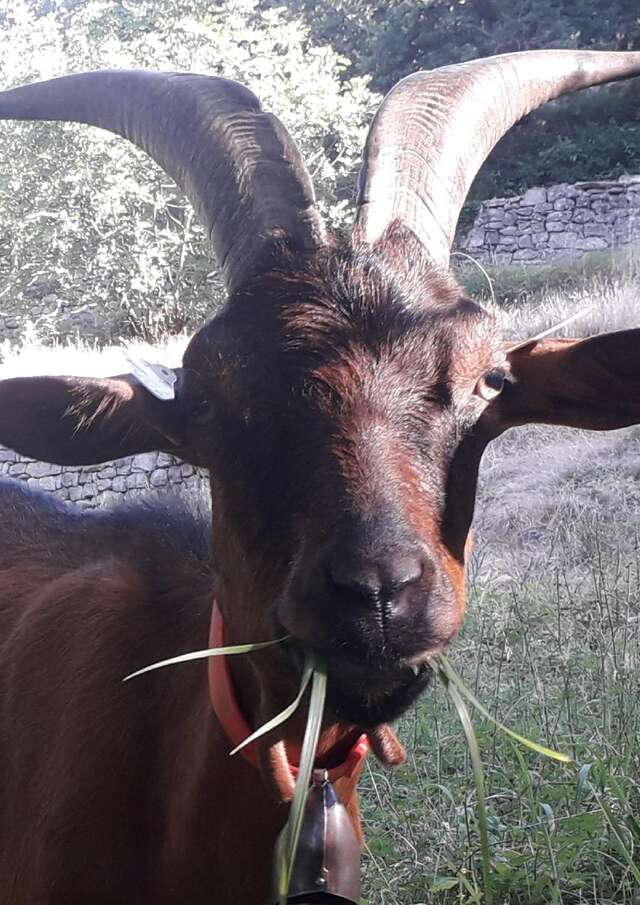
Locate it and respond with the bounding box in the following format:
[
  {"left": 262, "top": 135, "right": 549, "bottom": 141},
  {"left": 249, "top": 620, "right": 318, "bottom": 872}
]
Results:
[
  {"left": 0, "top": 328, "right": 190, "bottom": 378},
  {"left": 455, "top": 241, "right": 640, "bottom": 316}
]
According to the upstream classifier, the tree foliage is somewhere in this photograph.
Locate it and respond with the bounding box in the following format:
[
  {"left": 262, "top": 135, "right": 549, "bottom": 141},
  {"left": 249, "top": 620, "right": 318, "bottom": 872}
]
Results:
[
  {"left": 276, "top": 0, "right": 640, "bottom": 201},
  {"left": 0, "top": 0, "right": 378, "bottom": 340},
  {"left": 2, "top": 0, "right": 639, "bottom": 345}
]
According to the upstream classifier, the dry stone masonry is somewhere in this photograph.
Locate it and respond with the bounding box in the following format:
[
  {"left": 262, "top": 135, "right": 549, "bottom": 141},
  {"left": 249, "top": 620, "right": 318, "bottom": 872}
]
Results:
[
  {"left": 0, "top": 278, "right": 115, "bottom": 345},
  {"left": 460, "top": 176, "right": 640, "bottom": 264},
  {"left": 0, "top": 447, "right": 206, "bottom": 508}
]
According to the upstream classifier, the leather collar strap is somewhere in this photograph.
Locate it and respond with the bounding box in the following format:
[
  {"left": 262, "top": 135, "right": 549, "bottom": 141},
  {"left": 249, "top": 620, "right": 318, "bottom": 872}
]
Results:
[{"left": 208, "top": 603, "right": 369, "bottom": 781}]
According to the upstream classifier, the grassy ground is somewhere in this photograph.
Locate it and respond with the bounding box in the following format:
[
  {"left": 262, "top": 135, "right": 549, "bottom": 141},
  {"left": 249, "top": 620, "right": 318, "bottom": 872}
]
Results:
[
  {"left": 454, "top": 242, "right": 640, "bottom": 313},
  {"left": 362, "top": 546, "right": 640, "bottom": 904},
  {"left": 362, "top": 256, "right": 640, "bottom": 904},
  {"left": 2, "top": 253, "right": 639, "bottom": 904}
]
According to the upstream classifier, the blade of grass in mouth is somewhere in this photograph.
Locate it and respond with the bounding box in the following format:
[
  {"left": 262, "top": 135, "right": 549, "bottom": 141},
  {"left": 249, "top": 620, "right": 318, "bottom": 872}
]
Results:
[
  {"left": 230, "top": 657, "right": 314, "bottom": 756},
  {"left": 429, "top": 654, "right": 574, "bottom": 901},
  {"left": 126, "top": 639, "right": 330, "bottom": 900},
  {"left": 278, "top": 653, "right": 327, "bottom": 904},
  {"left": 123, "top": 636, "right": 288, "bottom": 682}
]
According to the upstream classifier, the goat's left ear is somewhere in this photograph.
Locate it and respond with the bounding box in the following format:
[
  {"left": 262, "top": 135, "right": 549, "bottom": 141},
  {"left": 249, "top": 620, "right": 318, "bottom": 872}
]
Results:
[
  {"left": 490, "top": 329, "right": 640, "bottom": 431},
  {"left": 0, "top": 373, "right": 186, "bottom": 465}
]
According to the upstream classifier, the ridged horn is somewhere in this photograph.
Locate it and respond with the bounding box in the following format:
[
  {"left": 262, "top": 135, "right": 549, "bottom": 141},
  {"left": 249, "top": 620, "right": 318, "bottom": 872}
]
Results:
[
  {"left": 0, "top": 70, "right": 327, "bottom": 293},
  {"left": 353, "top": 50, "right": 640, "bottom": 269}
]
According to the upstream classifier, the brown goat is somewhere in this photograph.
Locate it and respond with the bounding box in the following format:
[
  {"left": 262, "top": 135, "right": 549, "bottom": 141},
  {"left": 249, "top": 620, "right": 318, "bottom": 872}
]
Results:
[{"left": 1, "top": 51, "right": 640, "bottom": 904}]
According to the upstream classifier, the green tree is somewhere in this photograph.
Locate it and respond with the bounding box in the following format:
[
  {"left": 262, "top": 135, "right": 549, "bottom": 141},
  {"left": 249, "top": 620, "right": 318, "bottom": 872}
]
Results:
[
  {"left": 0, "top": 0, "right": 378, "bottom": 341},
  {"left": 276, "top": 0, "right": 640, "bottom": 201}
]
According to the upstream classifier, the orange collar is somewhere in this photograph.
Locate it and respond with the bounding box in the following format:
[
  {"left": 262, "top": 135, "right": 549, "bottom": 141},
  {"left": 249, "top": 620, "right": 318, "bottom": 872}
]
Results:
[{"left": 208, "top": 603, "right": 369, "bottom": 781}]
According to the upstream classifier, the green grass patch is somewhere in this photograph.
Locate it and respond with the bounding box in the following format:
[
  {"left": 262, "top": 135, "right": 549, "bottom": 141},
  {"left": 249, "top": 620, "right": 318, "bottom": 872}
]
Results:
[
  {"left": 454, "top": 242, "right": 640, "bottom": 306},
  {"left": 361, "top": 560, "right": 640, "bottom": 904}
]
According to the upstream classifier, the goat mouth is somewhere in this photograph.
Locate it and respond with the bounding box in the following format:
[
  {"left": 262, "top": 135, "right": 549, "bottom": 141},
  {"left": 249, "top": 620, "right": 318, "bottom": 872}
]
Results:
[
  {"left": 285, "top": 640, "right": 436, "bottom": 726},
  {"left": 324, "top": 652, "right": 434, "bottom": 726}
]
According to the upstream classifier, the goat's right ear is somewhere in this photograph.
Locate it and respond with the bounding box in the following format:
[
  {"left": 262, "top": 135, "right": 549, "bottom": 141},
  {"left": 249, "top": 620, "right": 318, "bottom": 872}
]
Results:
[
  {"left": 488, "top": 329, "right": 640, "bottom": 433},
  {"left": 0, "top": 374, "right": 186, "bottom": 465}
]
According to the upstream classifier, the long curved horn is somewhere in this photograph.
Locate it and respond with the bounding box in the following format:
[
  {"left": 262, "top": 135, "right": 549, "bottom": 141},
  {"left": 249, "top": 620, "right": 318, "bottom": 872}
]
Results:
[
  {"left": 0, "top": 70, "right": 327, "bottom": 293},
  {"left": 353, "top": 50, "right": 640, "bottom": 269}
]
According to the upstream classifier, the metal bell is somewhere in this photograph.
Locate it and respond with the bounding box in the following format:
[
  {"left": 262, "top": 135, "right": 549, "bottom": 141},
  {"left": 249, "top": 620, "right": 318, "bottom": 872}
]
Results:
[{"left": 274, "top": 773, "right": 361, "bottom": 904}]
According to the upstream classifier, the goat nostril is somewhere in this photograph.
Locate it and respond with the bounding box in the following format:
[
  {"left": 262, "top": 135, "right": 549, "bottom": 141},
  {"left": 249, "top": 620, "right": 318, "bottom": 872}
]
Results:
[
  {"left": 326, "top": 561, "right": 367, "bottom": 597},
  {"left": 385, "top": 562, "right": 424, "bottom": 594},
  {"left": 327, "top": 551, "right": 425, "bottom": 603},
  {"left": 387, "top": 557, "right": 424, "bottom": 593}
]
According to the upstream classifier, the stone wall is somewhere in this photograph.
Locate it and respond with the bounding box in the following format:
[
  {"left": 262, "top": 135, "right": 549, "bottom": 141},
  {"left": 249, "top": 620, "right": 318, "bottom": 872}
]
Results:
[
  {"left": 459, "top": 176, "right": 640, "bottom": 264},
  {"left": 0, "top": 447, "right": 206, "bottom": 508},
  {"left": 0, "top": 280, "right": 110, "bottom": 346}
]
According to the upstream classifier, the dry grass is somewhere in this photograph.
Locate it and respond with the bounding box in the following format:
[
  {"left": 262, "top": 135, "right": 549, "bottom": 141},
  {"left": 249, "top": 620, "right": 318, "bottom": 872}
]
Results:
[
  {"left": 455, "top": 242, "right": 640, "bottom": 321},
  {"left": 475, "top": 424, "right": 640, "bottom": 581},
  {"left": 497, "top": 268, "right": 640, "bottom": 342},
  {"left": 475, "top": 257, "right": 640, "bottom": 581}
]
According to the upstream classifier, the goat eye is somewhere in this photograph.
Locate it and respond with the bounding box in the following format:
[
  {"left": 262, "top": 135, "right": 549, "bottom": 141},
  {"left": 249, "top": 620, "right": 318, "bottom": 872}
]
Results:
[
  {"left": 189, "top": 398, "right": 216, "bottom": 426},
  {"left": 475, "top": 368, "right": 505, "bottom": 402}
]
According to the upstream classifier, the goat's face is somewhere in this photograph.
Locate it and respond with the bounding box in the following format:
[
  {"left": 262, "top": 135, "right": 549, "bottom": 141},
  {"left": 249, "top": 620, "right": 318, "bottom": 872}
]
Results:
[
  {"left": 180, "top": 245, "right": 502, "bottom": 724},
  {"left": 2, "top": 54, "right": 640, "bottom": 736}
]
